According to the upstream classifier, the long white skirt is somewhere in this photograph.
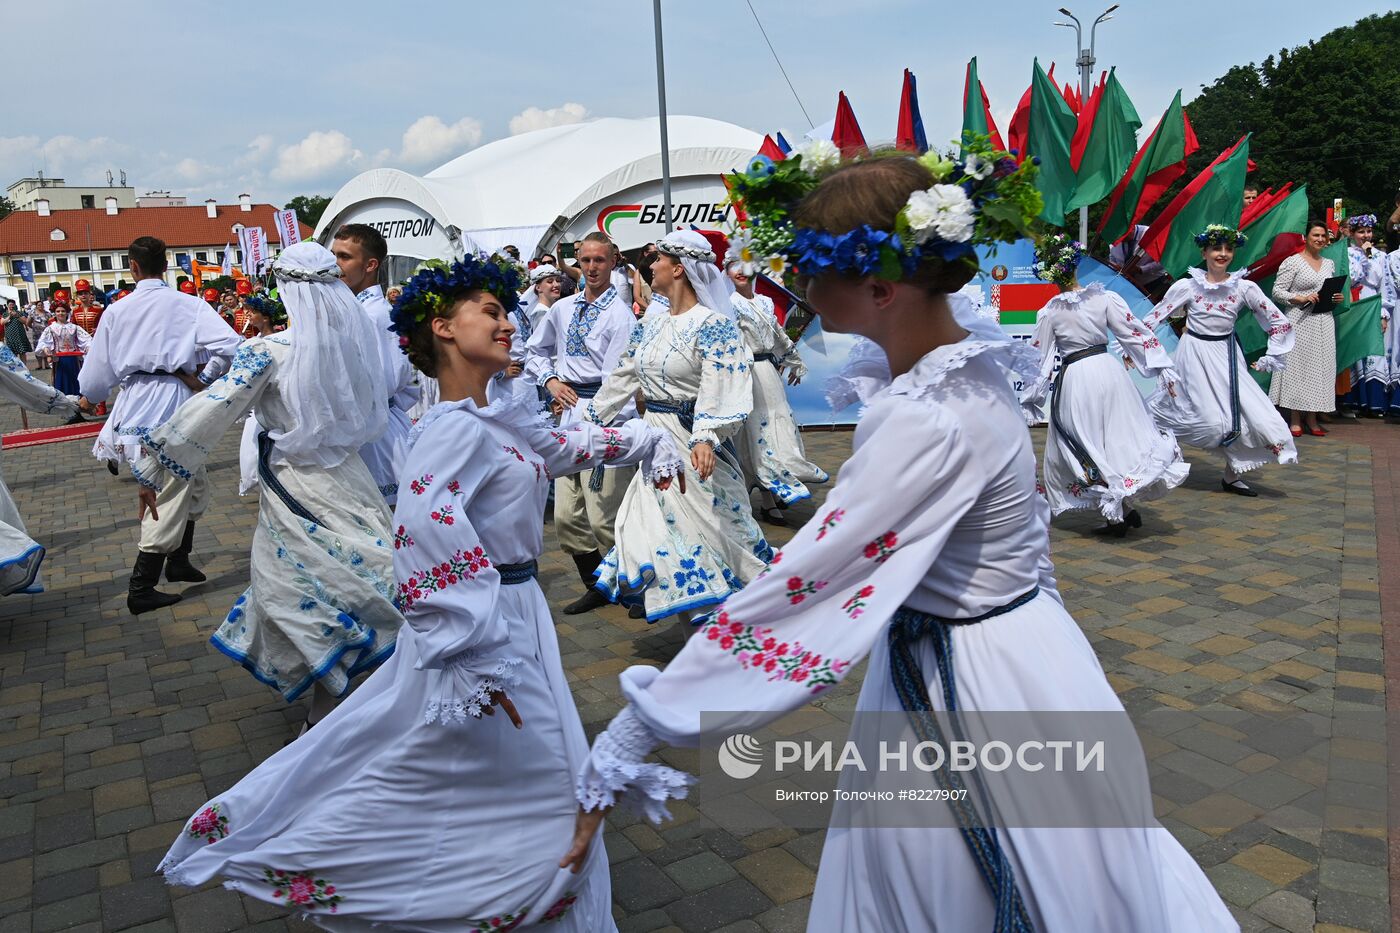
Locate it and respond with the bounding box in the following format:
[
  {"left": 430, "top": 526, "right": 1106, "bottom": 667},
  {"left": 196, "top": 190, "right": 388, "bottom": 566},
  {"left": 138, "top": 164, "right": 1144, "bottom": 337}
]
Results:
[
  {"left": 210, "top": 452, "right": 403, "bottom": 701},
  {"left": 1044, "top": 354, "right": 1188, "bottom": 522},
  {"left": 1151, "top": 333, "right": 1296, "bottom": 475},
  {"left": 160, "top": 579, "right": 613, "bottom": 932},
  {"left": 811, "top": 591, "right": 1237, "bottom": 932},
  {"left": 358, "top": 407, "right": 412, "bottom": 505},
  {"left": 596, "top": 410, "right": 772, "bottom": 622},
  {"left": 737, "top": 362, "right": 828, "bottom": 506},
  {"left": 0, "top": 470, "right": 43, "bottom": 596}
]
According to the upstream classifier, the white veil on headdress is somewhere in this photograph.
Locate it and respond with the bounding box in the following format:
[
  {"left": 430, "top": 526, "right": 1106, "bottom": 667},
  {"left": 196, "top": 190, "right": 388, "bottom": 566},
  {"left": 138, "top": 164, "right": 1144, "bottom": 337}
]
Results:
[
  {"left": 269, "top": 241, "right": 388, "bottom": 469},
  {"left": 656, "top": 230, "right": 735, "bottom": 320}
]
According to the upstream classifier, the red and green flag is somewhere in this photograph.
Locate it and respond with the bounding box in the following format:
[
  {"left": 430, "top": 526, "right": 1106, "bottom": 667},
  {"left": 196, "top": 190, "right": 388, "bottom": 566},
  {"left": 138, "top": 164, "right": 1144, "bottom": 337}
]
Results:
[
  {"left": 1141, "top": 135, "right": 1250, "bottom": 277},
  {"left": 1024, "top": 59, "right": 1079, "bottom": 223},
  {"left": 1066, "top": 69, "right": 1141, "bottom": 211},
  {"left": 1097, "top": 91, "right": 1199, "bottom": 244},
  {"left": 1231, "top": 185, "right": 1307, "bottom": 270},
  {"left": 1007, "top": 62, "right": 1056, "bottom": 162},
  {"left": 960, "top": 57, "right": 1005, "bottom": 153}
]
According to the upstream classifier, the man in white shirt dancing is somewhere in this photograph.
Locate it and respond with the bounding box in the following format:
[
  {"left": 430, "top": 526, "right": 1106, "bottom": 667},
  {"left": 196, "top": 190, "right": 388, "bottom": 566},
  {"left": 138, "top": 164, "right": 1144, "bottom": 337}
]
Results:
[
  {"left": 525, "top": 232, "right": 637, "bottom": 614},
  {"left": 330, "top": 223, "right": 420, "bottom": 504},
  {"left": 78, "top": 237, "right": 242, "bottom": 614}
]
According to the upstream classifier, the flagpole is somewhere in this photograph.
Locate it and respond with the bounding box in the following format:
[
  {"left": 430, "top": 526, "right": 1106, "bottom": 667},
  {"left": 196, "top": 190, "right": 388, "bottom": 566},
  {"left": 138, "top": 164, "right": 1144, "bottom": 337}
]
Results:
[{"left": 652, "top": 0, "right": 674, "bottom": 234}]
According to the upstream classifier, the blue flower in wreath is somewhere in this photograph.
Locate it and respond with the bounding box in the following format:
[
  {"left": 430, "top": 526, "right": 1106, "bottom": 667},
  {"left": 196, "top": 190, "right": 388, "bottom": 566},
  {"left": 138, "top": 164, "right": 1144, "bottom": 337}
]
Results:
[{"left": 746, "top": 155, "right": 777, "bottom": 179}]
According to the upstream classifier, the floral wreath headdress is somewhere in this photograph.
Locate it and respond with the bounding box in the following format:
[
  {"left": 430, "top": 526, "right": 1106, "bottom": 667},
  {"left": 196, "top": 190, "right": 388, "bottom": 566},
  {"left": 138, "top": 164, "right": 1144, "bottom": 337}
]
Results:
[
  {"left": 1194, "top": 224, "right": 1247, "bottom": 249},
  {"left": 388, "top": 256, "right": 523, "bottom": 354},
  {"left": 1349, "top": 213, "right": 1377, "bottom": 230},
  {"left": 723, "top": 134, "right": 1042, "bottom": 285},
  {"left": 243, "top": 292, "right": 287, "bottom": 328},
  {"left": 1033, "top": 232, "right": 1085, "bottom": 288}
]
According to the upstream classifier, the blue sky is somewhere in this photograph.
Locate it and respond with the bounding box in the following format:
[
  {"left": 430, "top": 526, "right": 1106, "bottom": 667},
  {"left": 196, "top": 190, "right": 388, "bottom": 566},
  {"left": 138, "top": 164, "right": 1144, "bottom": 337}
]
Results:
[{"left": 3, "top": 0, "right": 1389, "bottom": 206}]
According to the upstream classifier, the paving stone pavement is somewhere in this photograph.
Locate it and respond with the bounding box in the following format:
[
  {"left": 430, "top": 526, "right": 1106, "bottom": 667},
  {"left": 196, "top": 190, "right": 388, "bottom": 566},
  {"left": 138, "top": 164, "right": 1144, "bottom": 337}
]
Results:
[{"left": 0, "top": 367, "right": 1393, "bottom": 932}]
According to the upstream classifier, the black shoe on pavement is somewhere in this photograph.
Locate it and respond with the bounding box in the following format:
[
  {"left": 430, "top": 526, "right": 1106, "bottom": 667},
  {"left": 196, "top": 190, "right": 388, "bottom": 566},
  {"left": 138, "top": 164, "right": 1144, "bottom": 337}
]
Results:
[
  {"left": 1220, "top": 478, "right": 1259, "bottom": 497},
  {"left": 165, "top": 522, "right": 207, "bottom": 583},
  {"left": 564, "top": 588, "right": 611, "bottom": 615}
]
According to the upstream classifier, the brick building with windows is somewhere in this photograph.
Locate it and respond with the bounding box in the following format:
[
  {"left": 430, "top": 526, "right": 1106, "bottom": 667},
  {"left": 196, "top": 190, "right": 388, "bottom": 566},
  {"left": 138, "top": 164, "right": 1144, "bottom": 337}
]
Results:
[{"left": 0, "top": 193, "right": 310, "bottom": 303}]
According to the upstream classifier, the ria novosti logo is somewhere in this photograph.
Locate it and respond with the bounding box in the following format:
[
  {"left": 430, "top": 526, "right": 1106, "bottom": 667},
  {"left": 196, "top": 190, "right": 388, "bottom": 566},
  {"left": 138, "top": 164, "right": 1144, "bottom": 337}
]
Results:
[{"left": 718, "top": 734, "right": 764, "bottom": 779}]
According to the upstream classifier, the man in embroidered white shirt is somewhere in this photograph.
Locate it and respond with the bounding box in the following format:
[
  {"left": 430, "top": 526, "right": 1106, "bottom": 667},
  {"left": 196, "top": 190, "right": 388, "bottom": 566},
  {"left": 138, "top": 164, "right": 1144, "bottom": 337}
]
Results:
[
  {"left": 525, "top": 231, "right": 637, "bottom": 614},
  {"left": 77, "top": 236, "right": 243, "bottom": 615},
  {"left": 331, "top": 224, "right": 420, "bottom": 505}
]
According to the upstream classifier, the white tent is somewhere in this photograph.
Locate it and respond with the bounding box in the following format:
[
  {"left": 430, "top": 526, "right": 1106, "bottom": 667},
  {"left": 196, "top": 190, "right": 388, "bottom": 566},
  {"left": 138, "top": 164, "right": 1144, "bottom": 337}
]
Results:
[{"left": 316, "top": 116, "right": 763, "bottom": 267}]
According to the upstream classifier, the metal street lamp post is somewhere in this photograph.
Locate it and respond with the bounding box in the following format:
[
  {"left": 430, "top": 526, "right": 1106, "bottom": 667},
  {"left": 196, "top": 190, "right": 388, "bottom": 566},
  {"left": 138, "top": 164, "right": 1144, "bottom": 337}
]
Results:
[{"left": 1055, "top": 4, "right": 1118, "bottom": 243}]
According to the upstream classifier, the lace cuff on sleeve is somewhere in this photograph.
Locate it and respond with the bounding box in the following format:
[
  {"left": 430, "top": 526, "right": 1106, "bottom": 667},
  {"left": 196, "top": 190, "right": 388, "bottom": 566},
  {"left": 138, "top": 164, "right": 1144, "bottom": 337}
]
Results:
[
  {"left": 424, "top": 649, "right": 524, "bottom": 725},
  {"left": 575, "top": 705, "right": 694, "bottom": 822},
  {"left": 642, "top": 430, "right": 685, "bottom": 485},
  {"left": 1254, "top": 355, "right": 1287, "bottom": 374}
]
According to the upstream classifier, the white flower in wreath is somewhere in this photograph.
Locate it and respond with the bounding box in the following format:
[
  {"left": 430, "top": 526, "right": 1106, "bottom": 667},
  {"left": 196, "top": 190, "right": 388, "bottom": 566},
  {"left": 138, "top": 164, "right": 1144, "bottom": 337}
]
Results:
[
  {"left": 725, "top": 229, "right": 760, "bottom": 277},
  {"left": 903, "top": 184, "right": 976, "bottom": 244},
  {"left": 765, "top": 254, "right": 788, "bottom": 277},
  {"left": 796, "top": 138, "right": 840, "bottom": 172},
  {"left": 963, "top": 153, "right": 994, "bottom": 181}
]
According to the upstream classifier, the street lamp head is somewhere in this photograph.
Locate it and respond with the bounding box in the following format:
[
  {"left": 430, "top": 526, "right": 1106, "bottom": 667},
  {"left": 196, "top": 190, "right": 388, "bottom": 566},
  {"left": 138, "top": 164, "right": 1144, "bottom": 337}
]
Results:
[
  {"left": 1105, "top": 3, "right": 1120, "bottom": 12},
  {"left": 1054, "top": 21, "right": 1074, "bottom": 27},
  {"left": 1058, "top": 7, "right": 1073, "bottom": 14}
]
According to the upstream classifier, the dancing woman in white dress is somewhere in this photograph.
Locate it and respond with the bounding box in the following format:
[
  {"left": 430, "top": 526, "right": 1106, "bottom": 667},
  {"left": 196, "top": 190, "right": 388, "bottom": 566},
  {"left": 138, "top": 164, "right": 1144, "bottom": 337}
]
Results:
[
  {"left": 1023, "top": 233, "right": 1188, "bottom": 535},
  {"left": 131, "top": 243, "right": 401, "bottom": 726},
  {"left": 587, "top": 230, "right": 772, "bottom": 622},
  {"left": 562, "top": 144, "right": 1236, "bottom": 932},
  {"left": 1143, "top": 225, "right": 1297, "bottom": 497},
  {"left": 159, "top": 256, "right": 683, "bottom": 932},
  {"left": 725, "top": 255, "right": 829, "bottom": 523},
  {"left": 0, "top": 345, "right": 79, "bottom": 595}
]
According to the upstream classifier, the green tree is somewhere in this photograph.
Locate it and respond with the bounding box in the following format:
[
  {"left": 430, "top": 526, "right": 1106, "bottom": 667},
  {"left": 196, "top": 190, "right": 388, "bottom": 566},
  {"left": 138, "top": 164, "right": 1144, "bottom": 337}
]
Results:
[
  {"left": 1182, "top": 12, "right": 1400, "bottom": 239},
  {"left": 285, "top": 195, "right": 331, "bottom": 230}
]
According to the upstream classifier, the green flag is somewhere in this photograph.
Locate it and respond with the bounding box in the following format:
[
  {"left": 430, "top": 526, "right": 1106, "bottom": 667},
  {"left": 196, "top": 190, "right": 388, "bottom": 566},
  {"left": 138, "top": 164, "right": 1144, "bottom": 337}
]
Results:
[
  {"left": 1156, "top": 137, "right": 1250, "bottom": 278},
  {"left": 1098, "top": 91, "right": 1194, "bottom": 244},
  {"left": 961, "top": 58, "right": 1005, "bottom": 154},
  {"left": 1025, "top": 59, "right": 1078, "bottom": 223},
  {"left": 1231, "top": 186, "right": 1309, "bottom": 270},
  {"left": 1067, "top": 69, "right": 1141, "bottom": 211},
  {"left": 1320, "top": 238, "right": 1385, "bottom": 372}
]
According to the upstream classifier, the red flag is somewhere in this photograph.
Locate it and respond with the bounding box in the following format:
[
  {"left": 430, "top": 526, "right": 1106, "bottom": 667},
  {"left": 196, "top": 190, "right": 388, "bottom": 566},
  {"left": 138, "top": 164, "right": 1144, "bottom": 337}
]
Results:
[
  {"left": 1068, "top": 74, "right": 1106, "bottom": 171},
  {"left": 754, "top": 275, "right": 792, "bottom": 324},
  {"left": 1246, "top": 233, "right": 1305, "bottom": 282},
  {"left": 1008, "top": 63, "right": 1054, "bottom": 161},
  {"left": 1062, "top": 82, "right": 1080, "bottom": 114},
  {"left": 895, "top": 68, "right": 929, "bottom": 153},
  {"left": 1240, "top": 182, "right": 1293, "bottom": 229},
  {"left": 1098, "top": 95, "right": 1200, "bottom": 244},
  {"left": 832, "top": 91, "right": 867, "bottom": 157},
  {"left": 757, "top": 134, "right": 786, "bottom": 162},
  {"left": 1140, "top": 135, "right": 1248, "bottom": 261}
]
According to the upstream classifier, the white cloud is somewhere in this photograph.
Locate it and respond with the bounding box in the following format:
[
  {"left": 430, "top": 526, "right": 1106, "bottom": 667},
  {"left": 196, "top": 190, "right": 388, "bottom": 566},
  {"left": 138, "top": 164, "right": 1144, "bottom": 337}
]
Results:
[
  {"left": 509, "top": 102, "right": 588, "bottom": 136},
  {"left": 173, "top": 157, "right": 213, "bottom": 182},
  {"left": 397, "top": 116, "right": 483, "bottom": 166},
  {"left": 271, "top": 130, "right": 363, "bottom": 182},
  {"left": 239, "top": 134, "right": 275, "bottom": 166}
]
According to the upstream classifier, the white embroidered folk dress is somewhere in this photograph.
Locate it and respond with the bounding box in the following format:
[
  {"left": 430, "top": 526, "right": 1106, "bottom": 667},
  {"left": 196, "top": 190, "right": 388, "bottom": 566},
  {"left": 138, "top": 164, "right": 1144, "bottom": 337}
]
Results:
[
  {"left": 587, "top": 306, "right": 773, "bottom": 621},
  {"left": 355, "top": 286, "right": 420, "bottom": 503},
  {"left": 1143, "top": 269, "right": 1297, "bottom": 474},
  {"left": 158, "top": 394, "right": 681, "bottom": 933},
  {"left": 575, "top": 324, "right": 1237, "bottom": 932},
  {"left": 1024, "top": 283, "right": 1189, "bottom": 522},
  {"left": 1269, "top": 254, "right": 1337, "bottom": 413},
  {"left": 0, "top": 346, "right": 79, "bottom": 595},
  {"left": 730, "top": 292, "right": 829, "bottom": 505},
  {"left": 131, "top": 337, "right": 403, "bottom": 701},
  {"left": 1348, "top": 245, "right": 1389, "bottom": 391},
  {"left": 1381, "top": 251, "right": 1400, "bottom": 390}
]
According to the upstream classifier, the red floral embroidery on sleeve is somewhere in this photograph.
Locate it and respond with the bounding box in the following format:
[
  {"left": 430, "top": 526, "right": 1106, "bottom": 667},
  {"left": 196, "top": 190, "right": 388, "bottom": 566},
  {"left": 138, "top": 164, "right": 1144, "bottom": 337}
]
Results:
[
  {"left": 397, "top": 546, "right": 491, "bottom": 613},
  {"left": 703, "top": 611, "right": 849, "bottom": 691},
  {"left": 409, "top": 473, "right": 434, "bottom": 495},
  {"left": 601, "top": 427, "right": 623, "bottom": 461},
  {"left": 429, "top": 504, "right": 456, "bottom": 525},
  {"left": 393, "top": 525, "right": 415, "bottom": 550},
  {"left": 862, "top": 531, "right": 898, "bottom": 564},
  {"left": 502, "top": 445, "right": 525, "bottom": 462},
  {"left": 785, "top": 575, "right": 827, "bottom": 605},
  {"left": 842, "top": 585, "right": 875, "bottom": 619},
  {"left": 815, "top": 508, "right": 845, "bottom": 541},
  {"left": 468, "top": 912, "right": 525, "bottom": 932}
]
